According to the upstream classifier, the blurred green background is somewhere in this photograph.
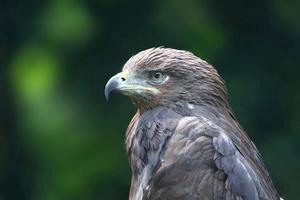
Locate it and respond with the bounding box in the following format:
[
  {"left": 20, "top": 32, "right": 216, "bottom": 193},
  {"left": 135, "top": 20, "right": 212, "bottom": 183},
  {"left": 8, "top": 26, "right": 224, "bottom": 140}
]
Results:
[{"left": 1, "top": 0, "right": 299, "bottom": 199}]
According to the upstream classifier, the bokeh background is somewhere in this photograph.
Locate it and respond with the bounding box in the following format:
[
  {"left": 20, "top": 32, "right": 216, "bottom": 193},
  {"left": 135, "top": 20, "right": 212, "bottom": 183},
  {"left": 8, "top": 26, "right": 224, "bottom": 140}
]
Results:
[{"left": 1, "top": 0, "right": 299, "bottom": 199}]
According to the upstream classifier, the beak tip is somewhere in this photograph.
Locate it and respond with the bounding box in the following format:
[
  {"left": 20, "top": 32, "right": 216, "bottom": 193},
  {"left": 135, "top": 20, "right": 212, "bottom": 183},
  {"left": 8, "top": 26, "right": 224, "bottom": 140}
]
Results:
[
  {"left": 104, "top": 83, "right": 112, "bottom": 101},
  {"left": 104, "top": 90, "right": 110, "bottom": 101}
]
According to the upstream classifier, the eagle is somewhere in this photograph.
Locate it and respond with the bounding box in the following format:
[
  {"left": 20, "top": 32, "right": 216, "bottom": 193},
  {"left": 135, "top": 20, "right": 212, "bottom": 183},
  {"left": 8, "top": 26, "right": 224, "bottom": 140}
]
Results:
[{"left": 104, "top": 47, "right": 281, "bottom": 200}]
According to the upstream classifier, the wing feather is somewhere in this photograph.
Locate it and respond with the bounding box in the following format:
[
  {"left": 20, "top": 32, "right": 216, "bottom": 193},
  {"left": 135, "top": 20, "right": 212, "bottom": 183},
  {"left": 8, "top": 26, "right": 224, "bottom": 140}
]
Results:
[{"left": 146, "top": 116, "right": 279, "bottom": 200}]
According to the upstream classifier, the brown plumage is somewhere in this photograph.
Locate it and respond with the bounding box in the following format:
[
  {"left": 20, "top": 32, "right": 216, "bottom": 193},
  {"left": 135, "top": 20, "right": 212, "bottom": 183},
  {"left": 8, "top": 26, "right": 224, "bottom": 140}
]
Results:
[{"left": 105, "top": 47, "right": 281, "bottom": 200}]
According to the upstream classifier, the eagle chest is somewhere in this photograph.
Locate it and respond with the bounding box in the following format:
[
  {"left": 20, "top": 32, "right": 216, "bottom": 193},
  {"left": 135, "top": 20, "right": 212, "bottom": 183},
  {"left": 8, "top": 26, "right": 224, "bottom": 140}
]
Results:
[
  {"left": 127, "top": 110, "right": 225, "bottom": 200},
  {"left": 127, "top": 108, "right": 181, "bottom": 175}
]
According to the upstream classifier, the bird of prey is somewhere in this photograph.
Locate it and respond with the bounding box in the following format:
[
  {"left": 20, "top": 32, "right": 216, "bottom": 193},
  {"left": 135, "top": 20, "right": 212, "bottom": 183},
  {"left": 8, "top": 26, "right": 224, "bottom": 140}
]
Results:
[{"left": 105, "top": 47, "right": 281, "bottom": 200}]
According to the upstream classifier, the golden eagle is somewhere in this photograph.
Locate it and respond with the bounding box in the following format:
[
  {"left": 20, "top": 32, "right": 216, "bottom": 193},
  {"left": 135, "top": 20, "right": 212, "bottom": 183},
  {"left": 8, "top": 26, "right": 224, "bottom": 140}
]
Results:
[{"left": 105, "top": 47, "right": 281, "bottom": 200}]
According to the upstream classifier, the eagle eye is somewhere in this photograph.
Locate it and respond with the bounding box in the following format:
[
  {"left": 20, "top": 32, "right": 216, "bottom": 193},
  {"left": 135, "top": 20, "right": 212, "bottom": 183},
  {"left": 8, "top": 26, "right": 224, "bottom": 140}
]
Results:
[{"left": 148, "top": 70, "right": 167, "bottom": 84}]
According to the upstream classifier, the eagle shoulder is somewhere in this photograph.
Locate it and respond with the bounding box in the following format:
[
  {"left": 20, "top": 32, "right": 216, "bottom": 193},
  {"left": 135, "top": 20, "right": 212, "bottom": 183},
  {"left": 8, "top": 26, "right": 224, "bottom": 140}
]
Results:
[{"left": 147, "top": 115, "right": 278, "bottom": 200}]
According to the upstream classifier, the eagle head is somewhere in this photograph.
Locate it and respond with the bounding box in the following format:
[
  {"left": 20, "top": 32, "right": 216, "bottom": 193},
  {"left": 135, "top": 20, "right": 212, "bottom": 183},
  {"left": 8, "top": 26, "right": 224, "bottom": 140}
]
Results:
[{"left": 105, "top": 47, "right": 229, "bottom": 111}]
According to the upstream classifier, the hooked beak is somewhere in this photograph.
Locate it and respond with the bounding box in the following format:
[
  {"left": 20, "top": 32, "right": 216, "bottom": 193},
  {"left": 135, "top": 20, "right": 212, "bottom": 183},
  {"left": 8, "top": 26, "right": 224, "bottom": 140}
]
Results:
[
  {"left": 104, "top": 72, "right": 128, "bottom": 100},
  {"left": 104, "top": 71, "right": 159, "bottom": 101}
]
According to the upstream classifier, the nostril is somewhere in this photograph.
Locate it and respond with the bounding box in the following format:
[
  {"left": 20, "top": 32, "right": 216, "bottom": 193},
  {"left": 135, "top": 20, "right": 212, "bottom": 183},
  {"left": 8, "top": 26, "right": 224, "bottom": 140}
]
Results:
[{"left": 121, "top": 77, "right": 126, "bottom": 81}]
